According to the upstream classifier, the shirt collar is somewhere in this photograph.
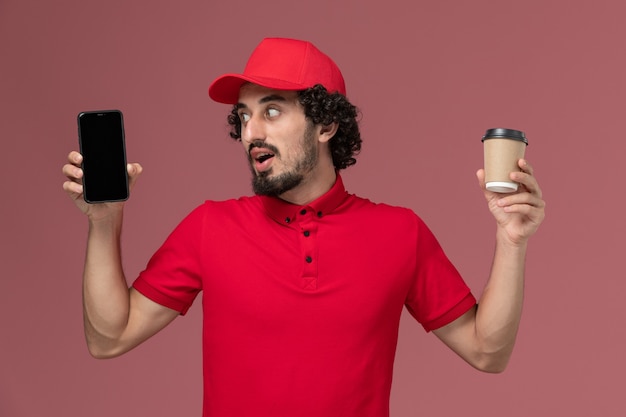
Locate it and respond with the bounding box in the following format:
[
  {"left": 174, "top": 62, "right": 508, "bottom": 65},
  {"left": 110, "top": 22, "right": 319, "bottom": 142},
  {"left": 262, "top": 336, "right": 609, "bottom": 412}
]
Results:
[{"left": 259, "top": 174, "right": 349, "bottom": 225}]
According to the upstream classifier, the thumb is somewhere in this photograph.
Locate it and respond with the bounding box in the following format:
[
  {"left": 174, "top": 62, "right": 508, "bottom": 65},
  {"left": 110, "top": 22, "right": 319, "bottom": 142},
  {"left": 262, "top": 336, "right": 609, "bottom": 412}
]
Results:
[
  {"left": 127, "top": 163, "right": 143, "bottom": 189},
  {"left": 476, "top": 168, "right": 486, "bottom": 190}
]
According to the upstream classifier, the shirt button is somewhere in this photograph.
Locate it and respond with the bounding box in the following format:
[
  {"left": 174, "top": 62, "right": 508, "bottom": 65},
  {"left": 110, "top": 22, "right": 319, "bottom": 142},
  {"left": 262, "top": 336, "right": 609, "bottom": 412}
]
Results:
[
  {"left": 285, "top": 217, "right": 291, "bottom": 223},
  {"left": 300, "top": 209, "right": 307, "bottom": 215},
  {"left": 303, "top": 230, "right": 310, "bottom": 237},
  {"left": 305, "top": 256, "right": 312, "bottom": 263},
  {"left": 317, "top": 211, "right": 323, "bottom": 218}
]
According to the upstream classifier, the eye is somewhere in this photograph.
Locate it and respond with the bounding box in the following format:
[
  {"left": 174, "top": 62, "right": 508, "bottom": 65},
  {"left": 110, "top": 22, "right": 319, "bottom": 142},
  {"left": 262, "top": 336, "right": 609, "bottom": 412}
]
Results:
[
  {"left": 266, "top": 108, "right": 280, "bottom": 118},
  {"left": 239, "top": 112, "right": 250, "bottom": 123}
]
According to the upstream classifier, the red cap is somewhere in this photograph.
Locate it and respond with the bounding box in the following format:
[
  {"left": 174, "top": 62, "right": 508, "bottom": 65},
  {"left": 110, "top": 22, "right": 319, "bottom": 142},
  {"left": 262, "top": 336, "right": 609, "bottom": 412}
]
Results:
[{"left": 208, "top": 38, "right": 346, "bottom": 104}]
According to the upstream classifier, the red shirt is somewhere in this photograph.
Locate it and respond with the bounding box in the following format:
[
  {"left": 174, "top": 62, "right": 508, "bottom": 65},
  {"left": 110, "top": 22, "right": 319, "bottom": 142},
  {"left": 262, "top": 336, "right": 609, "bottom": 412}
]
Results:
[{"left": 133, "top": 175, "right": 476, "bottom": 417}]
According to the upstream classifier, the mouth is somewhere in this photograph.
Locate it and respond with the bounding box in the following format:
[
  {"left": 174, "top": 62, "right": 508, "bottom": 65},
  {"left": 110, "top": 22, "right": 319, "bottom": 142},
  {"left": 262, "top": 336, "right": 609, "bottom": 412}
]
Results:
[
  {"left": 255, "top": 152, "right": 274, "bottom": 163},
  {"left": 249, "top": 147, "right": 277, "bottom": 172}
]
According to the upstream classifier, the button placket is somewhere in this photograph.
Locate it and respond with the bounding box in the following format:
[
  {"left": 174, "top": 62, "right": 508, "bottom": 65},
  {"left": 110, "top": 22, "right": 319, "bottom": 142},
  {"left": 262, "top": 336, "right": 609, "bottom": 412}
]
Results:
[{"left": 299, "top": 213, "right": 318, "bottom": 290}]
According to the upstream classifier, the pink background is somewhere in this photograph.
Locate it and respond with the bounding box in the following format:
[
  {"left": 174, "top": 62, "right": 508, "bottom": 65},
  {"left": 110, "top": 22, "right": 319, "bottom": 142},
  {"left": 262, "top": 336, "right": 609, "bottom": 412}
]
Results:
[{"left": 1, "top": 0, "right": 624, "bottom": 415}]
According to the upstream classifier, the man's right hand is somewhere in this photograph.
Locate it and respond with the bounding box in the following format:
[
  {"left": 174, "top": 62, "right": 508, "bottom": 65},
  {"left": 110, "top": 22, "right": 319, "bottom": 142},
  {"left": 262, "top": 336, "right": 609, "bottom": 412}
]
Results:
[
  {"left": 62, "top": 150, "right": 143, "bottom": 221},
  {"left": 63, "top": 150, "right": 179, "bottom": 358}
]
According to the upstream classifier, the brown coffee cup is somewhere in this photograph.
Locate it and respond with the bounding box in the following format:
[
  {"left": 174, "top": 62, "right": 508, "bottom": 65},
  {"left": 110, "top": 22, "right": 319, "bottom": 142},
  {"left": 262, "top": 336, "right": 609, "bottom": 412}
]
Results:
[{"left": 482, "top": 128, "right": 528, "bottom": 193}]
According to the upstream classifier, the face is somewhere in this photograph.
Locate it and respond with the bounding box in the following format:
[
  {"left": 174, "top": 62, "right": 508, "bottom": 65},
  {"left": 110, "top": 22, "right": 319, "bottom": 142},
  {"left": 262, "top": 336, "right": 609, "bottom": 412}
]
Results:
[{"left": 236, "top": 84, "right": 320, "bottom": 197}]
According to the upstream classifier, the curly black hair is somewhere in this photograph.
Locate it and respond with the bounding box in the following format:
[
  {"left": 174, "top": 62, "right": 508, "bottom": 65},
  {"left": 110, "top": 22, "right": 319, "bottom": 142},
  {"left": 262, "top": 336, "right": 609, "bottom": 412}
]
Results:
[{"left": 226, "top": 84, "right": 362, "bottom": 170}]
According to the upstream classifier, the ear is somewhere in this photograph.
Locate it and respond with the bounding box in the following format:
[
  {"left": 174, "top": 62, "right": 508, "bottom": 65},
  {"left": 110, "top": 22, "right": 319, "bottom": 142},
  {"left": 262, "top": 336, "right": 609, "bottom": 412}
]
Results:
[{"left": 318, "top": 122, "right": 338, "bottom": 143}]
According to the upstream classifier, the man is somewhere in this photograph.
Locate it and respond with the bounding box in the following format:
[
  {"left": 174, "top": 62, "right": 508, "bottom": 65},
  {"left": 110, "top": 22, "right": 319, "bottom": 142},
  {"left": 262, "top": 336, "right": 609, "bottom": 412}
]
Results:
[{"left": 62, "top": 38, "right": 545, "bottom": 416}]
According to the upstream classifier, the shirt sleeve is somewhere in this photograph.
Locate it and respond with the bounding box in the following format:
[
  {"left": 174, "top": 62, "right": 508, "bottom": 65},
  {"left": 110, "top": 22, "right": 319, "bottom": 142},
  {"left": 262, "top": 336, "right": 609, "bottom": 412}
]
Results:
[
  {"left": 132, "top": 204, "right": 207, "bottom": 315},
  {"left": 404, "top": 215, "right": 477, "bottom": 332}
]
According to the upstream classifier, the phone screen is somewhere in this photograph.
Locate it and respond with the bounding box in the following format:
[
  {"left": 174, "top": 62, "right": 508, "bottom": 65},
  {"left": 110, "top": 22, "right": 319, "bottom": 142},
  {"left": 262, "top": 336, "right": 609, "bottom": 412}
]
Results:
[{"left": 77, "top": 110, "right": 129, "bottom": 203}]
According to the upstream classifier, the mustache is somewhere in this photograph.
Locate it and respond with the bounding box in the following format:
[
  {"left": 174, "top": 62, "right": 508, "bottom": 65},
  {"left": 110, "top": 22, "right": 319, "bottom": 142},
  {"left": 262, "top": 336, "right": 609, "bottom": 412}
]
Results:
[{"left": 248, "top": 140, "right": 279, "bottom": 155}]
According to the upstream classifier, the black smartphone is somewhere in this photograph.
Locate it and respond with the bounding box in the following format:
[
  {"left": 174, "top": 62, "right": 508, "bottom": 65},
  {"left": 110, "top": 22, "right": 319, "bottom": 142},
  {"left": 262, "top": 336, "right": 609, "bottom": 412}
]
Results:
[{"left": 77, "top": 110, "right": 129, "bottom": 203}]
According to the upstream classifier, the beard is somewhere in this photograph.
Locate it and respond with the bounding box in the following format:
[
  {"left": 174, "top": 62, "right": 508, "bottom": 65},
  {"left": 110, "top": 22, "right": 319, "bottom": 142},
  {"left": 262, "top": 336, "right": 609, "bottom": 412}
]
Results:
[{"left": 250, "top": 124, "right": 318, "bottom": 197}]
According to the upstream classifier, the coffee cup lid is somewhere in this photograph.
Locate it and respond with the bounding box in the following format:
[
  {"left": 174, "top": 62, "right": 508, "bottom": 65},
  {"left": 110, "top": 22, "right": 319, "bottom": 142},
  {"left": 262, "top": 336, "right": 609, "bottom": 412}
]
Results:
[{"left": 482, "top": 128, "right": 528, "bottom": 145}]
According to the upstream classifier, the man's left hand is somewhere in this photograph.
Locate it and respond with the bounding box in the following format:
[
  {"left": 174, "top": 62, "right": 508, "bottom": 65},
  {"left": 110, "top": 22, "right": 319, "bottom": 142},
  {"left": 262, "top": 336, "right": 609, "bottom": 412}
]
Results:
[{"left": 477, "top": 159, "right": 546, "bottom": 246}]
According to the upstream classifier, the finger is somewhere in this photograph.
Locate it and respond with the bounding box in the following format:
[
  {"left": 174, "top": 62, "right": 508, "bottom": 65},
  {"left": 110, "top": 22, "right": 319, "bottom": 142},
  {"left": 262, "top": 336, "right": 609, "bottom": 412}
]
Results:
[
  {"left": 62, "top": 163, "right": 84, "bottom": 183},
  {"left": 500, "top": 202, "right": 546, "bottom": 222},
  {"left": 510, "top": 170, "right": 542, "bottom": 198},
  {"left": 518, "top": 159, "right": 534, "bottom": 176},
  {"left": 63, "top": 151, "right": 84, "bottom": 184},
  {"left": 62, "top": 179, "right": 83, "bottom": 196},
  {"left": 68, "top": 151, "right": 83, "bottom": 165},
  {"left": 476, "top": 169, "right": 486, "bottom": 189},
  {"left": 498, "top": 192, "right": 545, "bottom": 211},
  {"left": 127, "top": 163, "right": 143, "bottom": 189},
  {"left": 127, "top": 162, "right": 143, "bottom": 178}
]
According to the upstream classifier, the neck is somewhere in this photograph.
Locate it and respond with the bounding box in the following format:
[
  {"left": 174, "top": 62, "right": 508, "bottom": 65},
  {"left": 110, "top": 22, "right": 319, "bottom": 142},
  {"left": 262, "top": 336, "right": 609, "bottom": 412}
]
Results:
[{"left": 279, "top": 163, "right": 337, "bottom": 206}]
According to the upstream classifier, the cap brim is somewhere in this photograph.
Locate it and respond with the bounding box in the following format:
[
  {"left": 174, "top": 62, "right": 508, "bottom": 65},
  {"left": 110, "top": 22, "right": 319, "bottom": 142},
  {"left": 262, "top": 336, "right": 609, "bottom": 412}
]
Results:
[{"left": 208, "top": 73, "right": 310, "bottom": 104}]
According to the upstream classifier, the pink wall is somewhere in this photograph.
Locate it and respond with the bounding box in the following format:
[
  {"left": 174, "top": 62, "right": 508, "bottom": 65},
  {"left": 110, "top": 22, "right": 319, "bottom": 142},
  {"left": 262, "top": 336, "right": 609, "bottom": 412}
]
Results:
[{"left": 1, "top": 0, "right": 624, "bottom": 415}]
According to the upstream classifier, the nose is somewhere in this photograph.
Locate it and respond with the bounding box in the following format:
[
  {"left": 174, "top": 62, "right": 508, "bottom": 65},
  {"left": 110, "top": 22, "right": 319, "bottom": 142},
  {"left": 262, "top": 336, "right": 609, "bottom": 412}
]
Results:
[{"left": 241, "top": 114, "right": 266, "bottom": 145}]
